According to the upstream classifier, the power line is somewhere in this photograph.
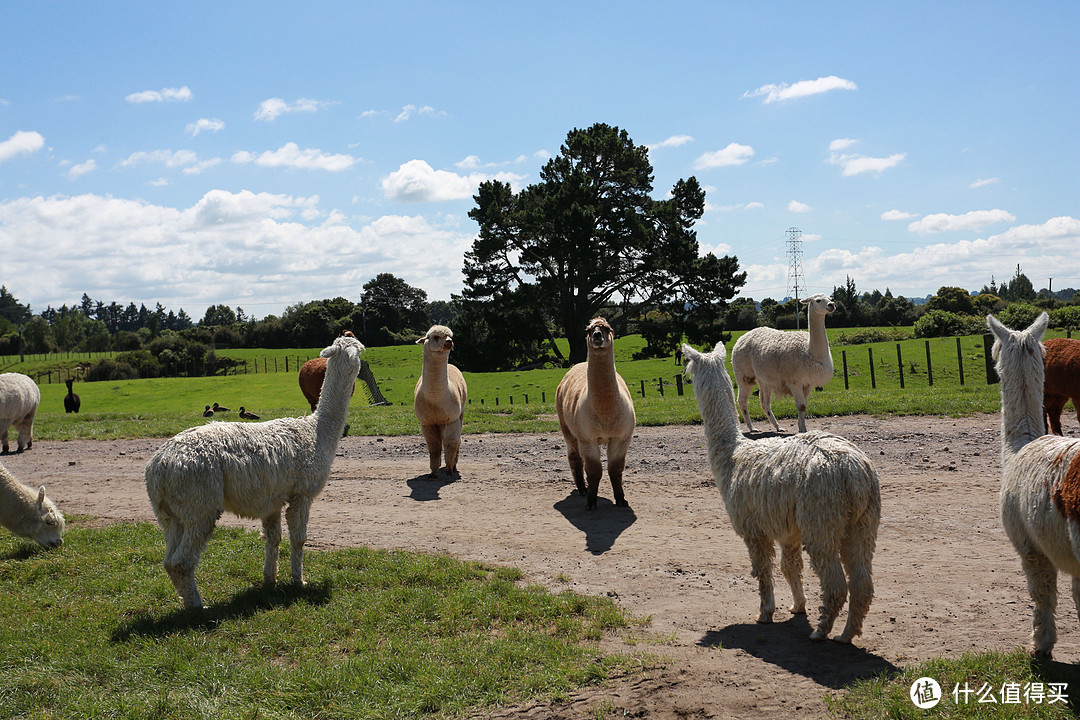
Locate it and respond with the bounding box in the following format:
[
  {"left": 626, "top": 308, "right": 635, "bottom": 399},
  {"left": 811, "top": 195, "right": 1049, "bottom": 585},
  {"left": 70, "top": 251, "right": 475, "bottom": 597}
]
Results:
[{"left": 786, "top": 227, "right": 804, "bottom": 329}]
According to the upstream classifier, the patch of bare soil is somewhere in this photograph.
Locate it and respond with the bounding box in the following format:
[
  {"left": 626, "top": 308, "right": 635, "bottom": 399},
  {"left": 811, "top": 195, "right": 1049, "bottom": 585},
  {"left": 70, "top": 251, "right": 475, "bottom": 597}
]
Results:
[{"left": 6, "top": 414, "right": 1080, "bottom": 718}]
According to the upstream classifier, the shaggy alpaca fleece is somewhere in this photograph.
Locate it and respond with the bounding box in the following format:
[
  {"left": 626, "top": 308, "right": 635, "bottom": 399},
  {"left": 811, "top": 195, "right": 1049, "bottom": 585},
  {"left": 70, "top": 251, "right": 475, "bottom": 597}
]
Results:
[
  {"left": 991, "top": 313, "right": 1080, "bottom": 657},
  {"left": 683, "top": 341, "right": 879, "bottom": 643},
  {"left": 0, "top": 461, "right": 64, "bottom": 548},
  {"left": 145, "top": 334, "right": 364, "bottom": 609},
  {"left": 556, "top": 318, "right": 636, "bottom": 511},
  {"left": 1042, "top": 338, "right": 1080, "bottom": 435},
  {"left": 730, "top": 293, "right": 835, "bottom": 433},
  {"left": 414, "top": 325, "right": 468, "bottom": 478},
  {"left": 0, "top": 372, "right": 40, "bottom": 454}
]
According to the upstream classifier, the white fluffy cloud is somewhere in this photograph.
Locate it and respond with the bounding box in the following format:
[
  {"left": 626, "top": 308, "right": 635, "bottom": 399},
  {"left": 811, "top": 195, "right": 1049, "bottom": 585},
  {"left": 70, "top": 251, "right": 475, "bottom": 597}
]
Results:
[
  {"left": 969, "top": 177, "right": 1000, "bottom": 189},
  {"left": 744, "top": 75, "right": 856, "bottom": 104},
  {"left": 125, "top": 86, "right": 193, "bottom": 103},
  {"left": 0, "top": 190, "right": 474, "bottom": 316},
  {"left": 692, "top": 143, "right": 755, "bottom": 169},
  {"left": 648, "top": 134, "right": 694, "bottom": 151},
  {"left": 0, "top": 130, "right": 45, "bottom": 162},
  {"left": 828, "top": 139, "right": 905, "bottom": 176},
  {"left": 908, "top": 209, "right": 1016, "bottom": 234},
  {"left": 232, "top": 143, "right": 357, "bottom": 171},
  {"left": 881, "top": 210, "right": 918, "bottom": 221},
  {"left": 67, "top": 159, "right": 97, "bottom": 179},
  {"left": 381, "top": 160, "right": 525, "bottom": 202},
  {"left": 120, "top": 149, "right": 221, "bottom": 175},
  {"left": 788, "top": 200, "right": 812, "bottom": 213},
  {"left": 254, "top": 97, "right": 330, "bottom": 122},
  {"left": 186, "top": 118, "right": 225, "bottom": 136}
]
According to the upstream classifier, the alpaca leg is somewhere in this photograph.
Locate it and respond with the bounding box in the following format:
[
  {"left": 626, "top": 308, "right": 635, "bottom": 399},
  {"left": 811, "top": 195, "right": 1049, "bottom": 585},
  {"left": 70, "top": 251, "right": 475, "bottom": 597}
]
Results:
[
  {"left": 792, "top": 387, "right": 810, "bottom": 433},
  {"left": 262, "top": 511, "right": 282, "bottom": 587},
  {"left": 1019, "top": 547, "right": 1058, "bottom": 656},
  {"left": 744, "top": 536, "right": 776, "bottom": 623},
  {"left": 1045, "top": 395, "right": 1067, "bottom": 435},
  {"left": 583, "top": 442, "right": 604, "bottom": 511},
  {"left": 564, "top": 438, "right": 587, "bottom": 497},
  {"left": 163, "top": 519, "right": 215, "bottom": 609},
  {"left": 606, "top": 437, "right": 631, "bottom": 507},
  {"left": 837, "top": 536, "right": 876, "bottom": 643},
  {"left": 735, "top": 381, "right": 756, "bottom": 432},
  {"left": 442, "top": 416, "right": 463, "bottom": 477},
  {"left": 285, "top": 498, "right": 311, "bottom": 585},
  {"left": 806, "top": 546, "right": 848, "bottom": 641},
  {"left": 420, "top": 424, "right": 444, "bottom": 477},
  {"left": 759, "top": 387, "right": 782, "bottom": 432},
  {"left": 780, "top": 540, "right": 806, "bottom": 614}
]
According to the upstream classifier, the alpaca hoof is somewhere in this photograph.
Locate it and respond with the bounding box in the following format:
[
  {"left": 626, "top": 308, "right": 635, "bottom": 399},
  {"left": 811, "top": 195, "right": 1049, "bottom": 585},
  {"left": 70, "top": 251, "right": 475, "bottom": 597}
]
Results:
[
  {"left": 809, "top": 630, "right": 827, "bottom": 641},
  {"left": 790, "top": 606, "right": 806, "bottom": 615},
  {"left": 1031, "top": 648, "right": 1053, "bottom": 660},
  {"left": 586, "top": 502, "right": 597, "bottom": 512},
  {"left": 833, "top": 634, "right": 853, "bottom": 644},
  {"left": 615, "top": 499, "right": 629, "bottom": 508},
  {"left": 756, "top": 614, "right": 773, "bottom": 624}
]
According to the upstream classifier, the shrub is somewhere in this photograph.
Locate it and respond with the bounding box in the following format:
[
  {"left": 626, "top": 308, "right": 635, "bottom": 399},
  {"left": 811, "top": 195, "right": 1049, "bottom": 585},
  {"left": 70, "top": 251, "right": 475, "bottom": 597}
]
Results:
[
  {"left": 835, "top": 328, "right": 913, "bottom": 345},
  {"left": 913, "top": 310, "right": 984, "bottom": 338},
  {"left": 84, "top": 358, "right": 139, "bottom": 381},
  {"left": 1050, "top": 305, "right": 1080, "bottom": 330},
  {"left": 994, "top": 303, "right": 1042, "bottom": 330}
]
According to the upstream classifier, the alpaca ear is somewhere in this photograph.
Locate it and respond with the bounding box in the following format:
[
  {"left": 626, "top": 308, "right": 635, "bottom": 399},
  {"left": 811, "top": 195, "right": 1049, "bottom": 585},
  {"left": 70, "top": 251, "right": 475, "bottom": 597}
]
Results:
[
  {"left": 1029, "top": 312, "right": 1050, "bottom": 341},
  {"left": 986, "top": 314, "right": 1009, "bottom": 342},
  {"left": 800, "top": 297, "right": 811, "bottom": 305},
  {"left": 37, "top": 486, "right": 46, "bottom": 509},
  {"left": 416, "top": 336, "right": 426, "bottom": 344}
]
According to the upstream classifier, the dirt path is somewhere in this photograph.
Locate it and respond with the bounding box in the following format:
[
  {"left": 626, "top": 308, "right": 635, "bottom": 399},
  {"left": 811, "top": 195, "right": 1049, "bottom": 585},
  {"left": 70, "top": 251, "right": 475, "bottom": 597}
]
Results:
[{"left": 5, "top": 414, "right": 1079, "bottom": 718}]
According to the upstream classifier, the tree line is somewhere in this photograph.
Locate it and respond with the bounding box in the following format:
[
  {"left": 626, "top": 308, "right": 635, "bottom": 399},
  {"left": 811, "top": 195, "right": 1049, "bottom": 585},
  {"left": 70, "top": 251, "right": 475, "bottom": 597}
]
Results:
[{"left": 2, "top": 124, "right": 1078, "bottom": 376}]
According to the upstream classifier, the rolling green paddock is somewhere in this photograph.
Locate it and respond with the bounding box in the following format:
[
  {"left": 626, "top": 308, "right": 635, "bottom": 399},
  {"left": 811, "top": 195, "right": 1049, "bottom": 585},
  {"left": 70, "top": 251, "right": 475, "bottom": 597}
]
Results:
[
  {"left": 15, "top": 328, "right": 1076, "bottom": 442},
  {"left": 0, "top": 522, "right": 645, "bottom": 720}
]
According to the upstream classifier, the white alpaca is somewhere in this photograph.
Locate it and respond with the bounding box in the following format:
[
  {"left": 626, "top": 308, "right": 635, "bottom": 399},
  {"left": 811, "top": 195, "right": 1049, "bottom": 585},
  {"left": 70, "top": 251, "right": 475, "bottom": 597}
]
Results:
[
  {"left": 731, "top": 293, "right": 835, "bottom": 433},
  {"left": 0, "top": 372, "right": 40, "bottom": 454},
  {"left": 682, "top": 341, "right": 880, "bottom": 642},
  {"left": 556, "top": 318, "right": 636, "bottom": 511},
  {"left": 990, "top": 313, "right": 1080, "bottom": 657},
  {"left": 0, "top": 461, "right": 65, "bottom": 548},
  {"left": 144, "top": 334, "right": 364, "bottom": 609},
  {"left": 414, "top": 325, "right": 468, "bottom": 478}
]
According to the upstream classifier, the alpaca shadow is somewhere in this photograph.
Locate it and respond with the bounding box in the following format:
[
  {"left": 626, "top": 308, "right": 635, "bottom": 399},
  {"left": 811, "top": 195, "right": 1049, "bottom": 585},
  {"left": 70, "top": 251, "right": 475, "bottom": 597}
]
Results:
[
  {"left": 406, "top": 472, "right": 456, "bottom": 501},
  {"left": 698, "top": 616, "right": 899, "bottom": 690},
  {"left": 553, "top": 492, "right": 637, "bottom": 555},
  {"left": 1032, "top": 656, "right": 1080, "bottom": 709},
  {"left": 109, "top": 579, "right": 332, "bottom": 642},
  {"left": 0, "top": 544, "right": 51, "bottom": 561}
]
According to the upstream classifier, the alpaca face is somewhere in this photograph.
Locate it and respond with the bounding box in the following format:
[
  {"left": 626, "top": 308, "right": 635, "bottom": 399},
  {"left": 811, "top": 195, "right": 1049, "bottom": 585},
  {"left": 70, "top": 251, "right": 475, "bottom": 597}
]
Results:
[
  {"left": 419, "top": 325, "right": 454, "bottom": 354},
  {"left": 586, "top": 318, "right": 614, "bottom": 350},
  {"left": 801, "top": 294, "right": 836, "bottom": 315},
  {"left": 33, "top": 488, "right": 65, "bottom": 549}
]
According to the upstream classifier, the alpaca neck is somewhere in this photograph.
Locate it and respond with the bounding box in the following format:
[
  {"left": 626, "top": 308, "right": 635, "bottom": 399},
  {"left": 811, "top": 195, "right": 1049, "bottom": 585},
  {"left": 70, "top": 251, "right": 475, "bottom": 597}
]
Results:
[
  {"left": 1000, "top": 372, "right": 1046, "bottom": 462},
  {"left": 312, "top": 356, "right": 356, "bottom": 445},
  {"left": 807, "top": 310, "right": 831, "bottom": 363},
  {"left": 693, "top": 362, "right": 744, "bottom": 495},
  {"left": 420, "top": 351, "right": 451, "bottom": 394},
  {"left": 587, "top": 347, "right": 620, "bottom": 405}
]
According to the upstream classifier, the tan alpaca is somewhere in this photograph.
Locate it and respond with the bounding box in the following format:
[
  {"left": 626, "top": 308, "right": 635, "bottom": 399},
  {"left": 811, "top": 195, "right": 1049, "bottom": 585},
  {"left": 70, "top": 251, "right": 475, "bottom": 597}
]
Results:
[
  {"left": 414, "top": 326, "right": 468, "bottom": 478},
  {"left": 556, "top": 318, "right": 636, "bottom": 511}
]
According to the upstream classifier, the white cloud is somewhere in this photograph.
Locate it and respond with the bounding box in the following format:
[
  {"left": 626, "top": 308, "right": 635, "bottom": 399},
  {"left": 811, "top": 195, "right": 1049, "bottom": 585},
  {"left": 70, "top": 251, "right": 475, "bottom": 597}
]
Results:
[
  {"left": 0, "top": 191, "right": 474, "bottom": 316},
  {"left": 231, "top": 143, "right": 357, "bottom": 171},
  {"left": 254, "top": 97, "right": 330, "bottom": 122},
  {"left": 125, "top": 86, "right": 193, "bottom": 103},
  {"left": 970, "top": 177, "right": 1000, "bottom": 189},
  {"left": 908, "top": 209, "right": 1016, "bottom": 234},
  {"left": 67, "top": 159, "right": 97, "bottom": 179},
  {"left": 186, "top": 118, "right": 225, "bottom": 136},
  {"left": 828, "top": 140, "right": 906, "bottom": 176},
  {"left": 119, "top": 149, "right": 221, "bottom": 175},
  {"left": 381, "top": 159, "right": 525, "bottom": 202},
  {"left": 693, "top": 143, "right": 755, "bottom": 169},
  {"left": 0, "top": 131, "right": 45, "bottom": 162},
  {"left": 788, "top": 200, "right": 812, "bottom": 213},
  {"left": 882, "top": 210, "right": 918, "bottom": 221},
  {"left": 393, "top": 104, "right": 445, "bottom": 123},
  {"left": 744, "top": 75, "right": 856, "bottom": 104},
  {"left": 456, "top": 155, "right": 483, "bottom": 169},
  {"left": 648, "top": 134, "right": 694, "bottom": 150}
]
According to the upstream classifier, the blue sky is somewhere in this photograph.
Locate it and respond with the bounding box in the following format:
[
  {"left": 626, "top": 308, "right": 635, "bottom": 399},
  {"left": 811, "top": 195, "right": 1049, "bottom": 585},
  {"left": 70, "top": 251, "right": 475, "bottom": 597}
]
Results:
[{"left": 2, "top": 1, "right": 1077, "bottom": 321}]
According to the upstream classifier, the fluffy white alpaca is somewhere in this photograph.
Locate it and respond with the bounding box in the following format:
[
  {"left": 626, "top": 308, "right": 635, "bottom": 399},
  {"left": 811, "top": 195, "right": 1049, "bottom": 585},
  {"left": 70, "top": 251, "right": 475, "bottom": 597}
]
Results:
[
  {"left": 990, "top": 313, "right": 1080, "bottom": 657},
  {"left": 0, "top": 372, "right": 40, "bottom": 454},
  {"left": 145, "top": 334, "right": 364, "bottom": 609},
  {"left": 731, "top": 293, "right": 835, "bottom": 433},
  {"left": 0, "top": 461, "right": 65, "bottom": 548},
  {"left": 682, "top": 341, "right": 880, "bottom": 642},
  {"left": 414, "top": 325, "right": 468, "bottom": 478},
  {"left": 556, "top": 318, "right": 636, "bottom": 511}
]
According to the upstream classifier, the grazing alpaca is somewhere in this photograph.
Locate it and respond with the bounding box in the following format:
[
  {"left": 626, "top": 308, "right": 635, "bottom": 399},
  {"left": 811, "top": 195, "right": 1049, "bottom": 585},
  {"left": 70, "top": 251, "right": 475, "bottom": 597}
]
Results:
[
  {"left": 0, "top": 461, "right": 65, "bottom": 548},
  {"left": 0, "top": 372, "right": 39, "bottom": 454},
  {"left": 556, "top": 318, "right": 636, "bottom": 511},
  {"left": 239, "top": 407, "right": 260, "bottom": 420},
  {"left": 145, "top": 334, "right": 365, "bottom": 609},
  {"left": 1043, "top": 337, "right": 1080, "bottom": 436},
  {"left": 299, "top": 332, "right": 358, "bottom": 412},
  {"left": 64, "top": 379, "right": 80, "bottom": 414},
  {"left": 990, "top": 313, "right": 1080, "bottom": 657},
  {"left": 414, "top": 325, "right": 468, "bottom": 478},
  {"left": 682, "top": 341, "right": 880, "bottom": 642},
  {"left": 731, "top": 293, "right": 836, "bottom": 433}
]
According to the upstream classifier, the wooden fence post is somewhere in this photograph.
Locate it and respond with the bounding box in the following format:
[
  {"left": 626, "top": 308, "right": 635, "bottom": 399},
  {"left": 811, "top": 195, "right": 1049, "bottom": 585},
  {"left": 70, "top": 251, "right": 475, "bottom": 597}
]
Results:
[
  {"left": 675, "top": 374, "right": 683, "bottom": 396},
  {"left": 983, "top": 334, "right": 999, "bottom": 384},
  {"left": 842, "top": 350, "right": 849, "bottom": 390},
  {"left": 896, "top": 343, "right": 905, "bottom": 389},
  {"left": 925, "top": 340, "right": 933, "bottom": 386},
  {"left": 956, "top": 337, "right": 965, "bottom": 385},
  {"left": 658, "top": 378, "right": 664, "bottom": 396},
  {"left": 868, "top": 347, "right": 876, "bottom": 389},
  {"left": 640, "top": 379, "right": 646, "bottom": 397}
]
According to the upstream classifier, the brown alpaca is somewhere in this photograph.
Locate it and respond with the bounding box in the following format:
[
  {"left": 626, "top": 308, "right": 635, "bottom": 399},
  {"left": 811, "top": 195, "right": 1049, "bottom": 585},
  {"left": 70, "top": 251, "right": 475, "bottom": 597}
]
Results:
[
  {"left": 299, "top": 332, "right": 357, "bottom": 412},
  {"left": 1044, "top": 337, "right": 1080, "bottom": 435},
  {"left": 556, "top": 318, "right": 636, "bottom": 511},
  {"left": 413, "top": 326, "right": 468, "bottom": 478}
]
